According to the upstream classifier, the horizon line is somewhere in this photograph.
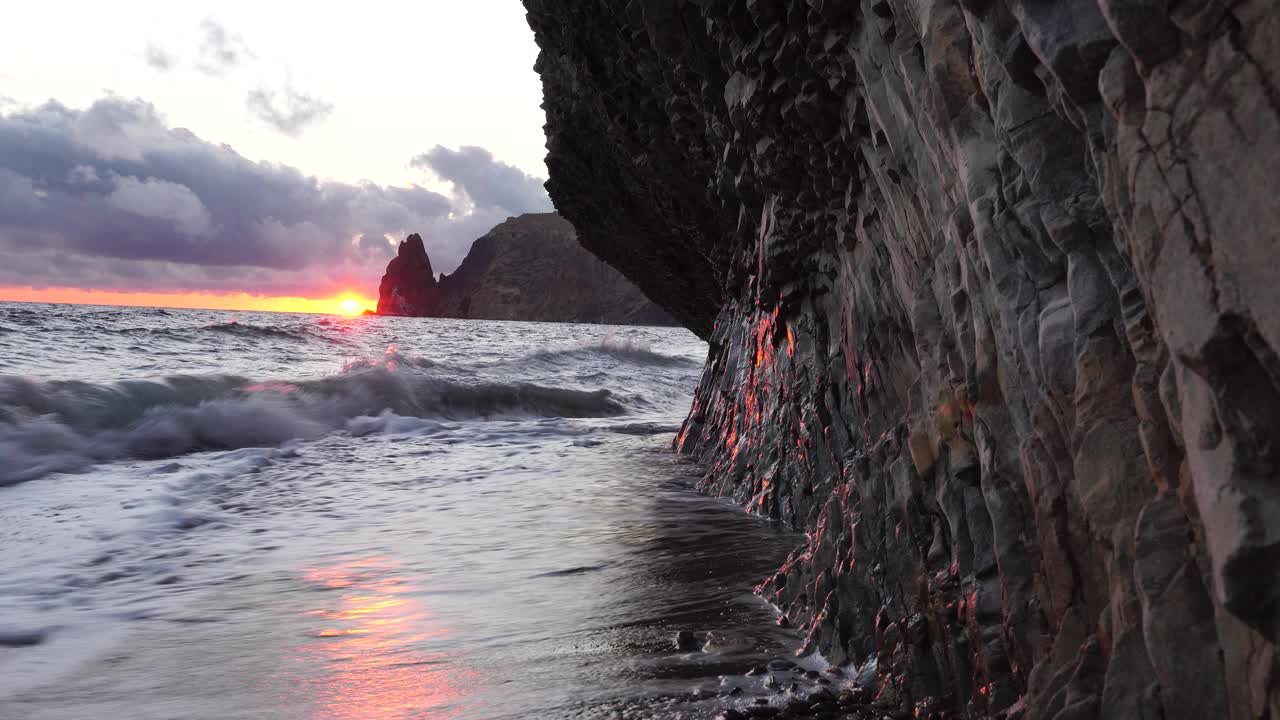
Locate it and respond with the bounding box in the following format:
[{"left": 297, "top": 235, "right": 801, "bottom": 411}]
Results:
[{"left": 0, "top": 287, "right": 377, "bottom": 316}]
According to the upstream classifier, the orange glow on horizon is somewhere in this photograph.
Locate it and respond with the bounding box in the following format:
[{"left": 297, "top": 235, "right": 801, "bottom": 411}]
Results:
[{"left": 0, "top": 286, "right": 377, "bottom": 315}]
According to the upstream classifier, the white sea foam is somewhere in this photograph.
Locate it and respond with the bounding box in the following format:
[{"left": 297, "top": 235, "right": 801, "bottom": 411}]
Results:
[
  {"left": 0, "top": 362, "right": 626, "bottom": 486},
  {"left": 525, "top": 332, "right": 702, "bottom": 367}
]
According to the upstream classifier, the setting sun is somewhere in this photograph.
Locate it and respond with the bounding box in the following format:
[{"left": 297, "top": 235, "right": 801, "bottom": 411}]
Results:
[{"left": 339, "top": 298, "right": 362, "bottom": 315}]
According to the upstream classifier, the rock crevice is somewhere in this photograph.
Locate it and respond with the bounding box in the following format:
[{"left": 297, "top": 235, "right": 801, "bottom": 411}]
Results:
[{"left": 524, "top": 1, "right": 1280, "bottom": 716}]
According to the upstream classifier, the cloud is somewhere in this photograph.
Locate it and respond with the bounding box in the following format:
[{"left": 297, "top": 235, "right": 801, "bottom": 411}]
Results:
[
  {"left": 0, "top": 96, "right": 516, "bottom": 297},
  {"left": 246, "top": 86, "right": 334, "bottom": 137},
  {"left": 144, "top": 44, "right": 176, "bottom": 71},
  {"left": 196, "top": 19, "right": 250, "bottom": 76},
  {"left": 412, "top": 145, "right": 552, "bottom": 216},
  {"left": 107, "top": 177, "right": 213, "bottom": 237}
]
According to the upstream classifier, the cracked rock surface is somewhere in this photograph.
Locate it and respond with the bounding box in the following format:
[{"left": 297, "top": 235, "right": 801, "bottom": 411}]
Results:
[{"left": 525, "top": 0, "right": 1280, "bottom": 717}]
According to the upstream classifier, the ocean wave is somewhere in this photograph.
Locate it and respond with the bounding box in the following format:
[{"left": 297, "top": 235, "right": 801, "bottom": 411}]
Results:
[
  {"left": 0, "top": 366, "right": 626, "bottom": 486},
  {"left": 605, "top": 422, "right": 681, "bottom": 436},
  {"left": 528, "top": 336, "right": 701, "bottom": 368},
  {"left": 341, "top": 349, "right": 440, "bottom": 373},
  {"left": 0, "top": 309, "right": 41, "bottom": 327},
  {"left": 108, "top": 321, "right": 354, "bottom": 348},
  {"left": 200, "top": 321, "right": 310, "bottom": 341}
]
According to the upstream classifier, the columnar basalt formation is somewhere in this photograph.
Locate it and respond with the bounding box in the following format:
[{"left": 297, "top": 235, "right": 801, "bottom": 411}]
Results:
[{"left": 524, "top": 1, "right": 1280, "bottom": 717}]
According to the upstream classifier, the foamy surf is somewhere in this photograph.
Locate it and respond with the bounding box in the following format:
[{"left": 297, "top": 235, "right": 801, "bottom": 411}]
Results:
[
  {"left": 527, "top": 335, "right": 704, "bottom": 367},
  {"left": 0, "top": 364, "right": 628, "bottom": 485}
]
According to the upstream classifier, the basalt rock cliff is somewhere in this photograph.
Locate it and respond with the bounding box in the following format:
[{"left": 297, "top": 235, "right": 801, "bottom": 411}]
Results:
[
  {"left": 524, "top": 1, "right": 1280, "bottom": 718},
  {"left": 376, "top": 213, "right": 676, "bottom": 326}
]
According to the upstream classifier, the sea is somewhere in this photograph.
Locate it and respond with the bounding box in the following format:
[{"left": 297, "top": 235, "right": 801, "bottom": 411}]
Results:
[{"left": 0, "top": 302, "right": 823, "bottom": 720}]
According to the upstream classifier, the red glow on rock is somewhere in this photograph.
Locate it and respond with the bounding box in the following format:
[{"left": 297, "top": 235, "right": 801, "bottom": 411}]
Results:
[
  {"left": 752, "top": 311, "right": 776, "bottom": 369},
  {"left": 676, "top": 425, "right": 691, "bottom": 453}
]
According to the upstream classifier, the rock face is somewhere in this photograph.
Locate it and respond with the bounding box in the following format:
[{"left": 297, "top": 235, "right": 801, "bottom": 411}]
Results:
[
  {"left": 375, "top": 213, "right": 676, "bottom": 326},
  {"left": 376, "top": 233, "right": 437, "bottom": 317},
  {"left": 524, "top": 1, "right": 1280, "bottom": 717}
]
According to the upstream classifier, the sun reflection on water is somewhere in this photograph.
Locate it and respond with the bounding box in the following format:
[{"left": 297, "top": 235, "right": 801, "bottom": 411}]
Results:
[{"left": 291, "top": 557, "right": 473, "bottom": 720}]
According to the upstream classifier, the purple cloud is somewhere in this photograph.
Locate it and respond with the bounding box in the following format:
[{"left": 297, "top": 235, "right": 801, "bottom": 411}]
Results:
[
  {"left": 0, "top": 96, "right": 535, "bottom": 297},
  {"left": 412, "top": 145, "right": 552, "bottom": 215}
]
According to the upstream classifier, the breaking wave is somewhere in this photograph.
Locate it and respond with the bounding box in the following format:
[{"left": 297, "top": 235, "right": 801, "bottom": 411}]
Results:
[
  {"left": 0, "top": 362, "right": 626, "bottom": 486},
  {"left": 529, "top": 336, "right": 701, "bottom": 368}
]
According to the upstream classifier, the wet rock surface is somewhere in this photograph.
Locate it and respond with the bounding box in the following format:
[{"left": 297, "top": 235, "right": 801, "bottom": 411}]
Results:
[
  {"left": 376, "top": 213, "right": 676, "bottom": 326},
  {"left": 701, "top": 660, "right": 926, "bottom": 720},
  {"left": 524, "top": 0, "right": 1280, "bottom": 717}
]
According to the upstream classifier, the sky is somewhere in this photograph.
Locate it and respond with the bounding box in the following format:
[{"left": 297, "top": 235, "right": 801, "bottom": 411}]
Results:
[{"left": 0, "top": 1, "right": 552, "bottom": 313}]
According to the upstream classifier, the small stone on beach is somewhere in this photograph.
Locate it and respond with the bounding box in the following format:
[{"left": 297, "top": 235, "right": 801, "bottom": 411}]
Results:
[{"left": 675, "top": 630, "right": 699, "bottom": 651}]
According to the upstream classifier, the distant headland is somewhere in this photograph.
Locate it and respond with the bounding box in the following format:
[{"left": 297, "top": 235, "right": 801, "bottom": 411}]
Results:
[{"left": 374, "top": 213, "right": 676, "bottom": 327}]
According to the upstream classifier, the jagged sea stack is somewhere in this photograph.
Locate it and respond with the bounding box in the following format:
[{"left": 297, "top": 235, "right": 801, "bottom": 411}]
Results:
[
  {"left": 523, "top": 2, "right": 1280, "bottom": 717},
  {"left": 376, "top": 233, "right": 437, "bottom": 316}
]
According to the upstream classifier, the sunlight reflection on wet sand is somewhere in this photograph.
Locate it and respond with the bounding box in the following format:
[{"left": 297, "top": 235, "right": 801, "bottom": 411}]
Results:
[{"left": 286, "top": 557, "right": 475, "bottom": 720}]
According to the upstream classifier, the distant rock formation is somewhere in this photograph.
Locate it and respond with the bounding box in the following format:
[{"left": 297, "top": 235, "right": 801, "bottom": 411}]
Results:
[
  {"left": 376, "top": 233, "right": 437, "bottom": 316},
  {"left": 375, "top": 213, "right": 676, "bottom": 326}
]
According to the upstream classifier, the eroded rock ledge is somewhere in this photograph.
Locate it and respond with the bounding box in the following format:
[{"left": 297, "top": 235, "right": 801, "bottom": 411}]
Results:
[{"left": 525, "top": 0, "right": 1280, "bottom": 717}]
